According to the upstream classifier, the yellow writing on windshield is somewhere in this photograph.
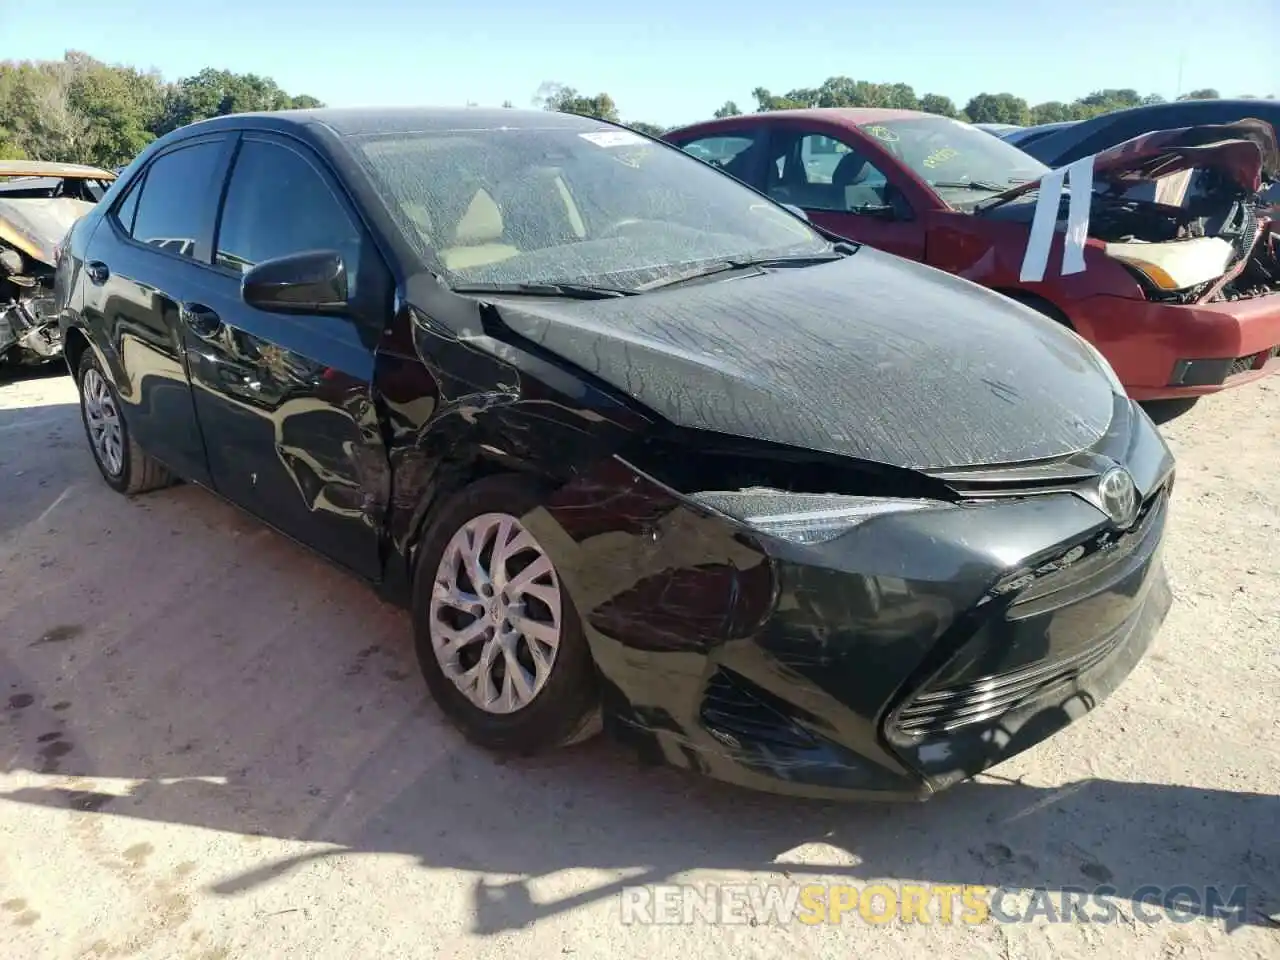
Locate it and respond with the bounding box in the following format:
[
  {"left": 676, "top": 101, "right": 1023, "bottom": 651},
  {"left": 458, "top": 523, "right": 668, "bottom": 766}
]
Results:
[
  {"left": 923, "top": 147, "right": 960, "bottom": 169},
  {"left": 864, "top": 125, "right": 899, "bottom": 142}
]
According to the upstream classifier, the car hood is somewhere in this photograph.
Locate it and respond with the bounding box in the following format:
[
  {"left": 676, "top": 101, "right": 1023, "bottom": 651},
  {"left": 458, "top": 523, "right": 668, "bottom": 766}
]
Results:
[
  {"left": 0, "top": 197, "right": 95, "bottom": 265},
  {"left": 486, "top": 248, "right": 1118, "bottom": 470},
  {"left": 987, "top": 118, "right": 1280, "bottom": 204}
]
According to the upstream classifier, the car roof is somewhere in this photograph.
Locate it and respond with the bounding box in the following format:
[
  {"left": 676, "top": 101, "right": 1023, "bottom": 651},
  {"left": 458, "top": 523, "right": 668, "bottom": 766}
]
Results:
[
  {"left": 182, "top": 106, "right": 613, "bottom": 139},
  {"left": 667, "top": 108, "right": 940, "bottom": 138},
  {"left": 0, "top": 159, "right": 116, "bottom": 180}
]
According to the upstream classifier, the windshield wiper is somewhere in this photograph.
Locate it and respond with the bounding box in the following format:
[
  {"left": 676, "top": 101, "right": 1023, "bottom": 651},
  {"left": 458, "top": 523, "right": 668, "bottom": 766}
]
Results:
[
  {"left": 638, "top": 250, "right": 850, "bottom": 292},
  {"left": 931, "top": 180, "right": 1011, "bottom": 192},
  {"left": 450, "top": 281, "right": 637, "bottom": 300}
]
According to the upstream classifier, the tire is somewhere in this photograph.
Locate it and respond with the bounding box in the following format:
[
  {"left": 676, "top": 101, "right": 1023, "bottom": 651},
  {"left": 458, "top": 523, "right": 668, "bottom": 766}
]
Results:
[
  {"left": 76, "top": 348, "right": 173, "bottom": 496},
  {"left": 411, "top": 473, "right": 601, "bottom": 754}
]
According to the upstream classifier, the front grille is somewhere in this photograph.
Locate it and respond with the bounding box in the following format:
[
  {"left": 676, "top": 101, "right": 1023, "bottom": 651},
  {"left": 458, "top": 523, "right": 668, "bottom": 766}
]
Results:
[
  {"left": 889, "top": 484, "right": 1167, "bottom": 740},
  {"left": 1008, "top": 484, "right": 1166, "bottom": 612},
  {"left": 892, "top": 625, "right": 1127, "bottom": 737},
  {"left": 1227, "top": 345, "right": 1280, "bottom": 378}
]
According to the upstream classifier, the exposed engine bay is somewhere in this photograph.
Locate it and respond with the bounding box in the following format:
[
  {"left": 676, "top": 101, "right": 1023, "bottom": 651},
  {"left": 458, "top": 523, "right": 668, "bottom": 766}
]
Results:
[
  {"left": 0, "top": 244, "right": 61, "bottom": 367},
  {"left": 979, "top": 118, "right": 1280, "bottom": 305}
]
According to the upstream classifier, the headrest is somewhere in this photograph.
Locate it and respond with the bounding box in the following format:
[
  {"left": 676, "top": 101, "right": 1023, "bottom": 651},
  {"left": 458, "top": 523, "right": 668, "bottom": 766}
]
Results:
[
  {"left": 452, "top": 189, "right": 504, "bottom": 244},
  {"left": 833, "top": 152, "right": 870, "bottom": 185}
]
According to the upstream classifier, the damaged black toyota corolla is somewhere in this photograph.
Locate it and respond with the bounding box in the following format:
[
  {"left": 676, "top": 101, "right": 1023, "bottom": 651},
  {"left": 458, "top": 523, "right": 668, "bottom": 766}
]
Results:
[{"left": 56, "top": 107, "right": 1175, "bottom": 800}]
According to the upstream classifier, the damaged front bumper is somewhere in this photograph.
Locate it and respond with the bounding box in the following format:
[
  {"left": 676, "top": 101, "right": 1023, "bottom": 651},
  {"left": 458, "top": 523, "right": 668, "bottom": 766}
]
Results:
[
  {"left": 529, "top": 399, "right": 1174, "bottom": 800},
  {"left": 1070, "top": 290, "right": 1280, "bottom": 399}
]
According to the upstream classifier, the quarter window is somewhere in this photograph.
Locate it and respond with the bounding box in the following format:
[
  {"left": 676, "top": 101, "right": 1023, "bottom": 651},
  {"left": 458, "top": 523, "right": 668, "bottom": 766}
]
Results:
[
  {"left": 215, "top": 139, "right": 362, "bottom": 283},
  {"left": 128, "top": 141, "right": 224, "bottom": 259},
  {"left": 675, "top": 134, "right": 761, "bottom": 183}
]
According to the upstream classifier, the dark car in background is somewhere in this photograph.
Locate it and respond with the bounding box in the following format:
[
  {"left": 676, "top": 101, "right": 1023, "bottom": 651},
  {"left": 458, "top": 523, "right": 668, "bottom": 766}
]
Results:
[
  {"left": 56, "top": 106, "right": 1173, "bottom": 801},
  {"left": 1021, "top": 99, "right": 1280, "bottom": 190},
  {"left": 1000, "top": 120, "right": 1078, "bottom": 151}
]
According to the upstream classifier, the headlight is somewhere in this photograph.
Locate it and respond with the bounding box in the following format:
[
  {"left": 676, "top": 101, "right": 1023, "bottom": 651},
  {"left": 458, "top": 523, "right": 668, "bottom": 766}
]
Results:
[{"left": 689, "top": 489, "right": 953, "bottom": 544}]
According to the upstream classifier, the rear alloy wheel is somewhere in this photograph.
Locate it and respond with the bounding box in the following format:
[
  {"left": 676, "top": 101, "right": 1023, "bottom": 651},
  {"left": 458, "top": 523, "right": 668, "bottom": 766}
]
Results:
[
  {"left": 411, "top": 475, "right": 600, "bottom": 753},
  {"left": 76, "top": 349, "right": 173, "bottom": 495}
]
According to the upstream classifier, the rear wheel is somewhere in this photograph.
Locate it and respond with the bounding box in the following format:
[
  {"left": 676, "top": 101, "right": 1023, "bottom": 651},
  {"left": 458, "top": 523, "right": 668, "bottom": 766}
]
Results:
[
  {"left": 410, "top": 474, "right": 601, "bottom": 753},
  {"left": 76, "top": 349, "right": 173, "bottom": 495}
]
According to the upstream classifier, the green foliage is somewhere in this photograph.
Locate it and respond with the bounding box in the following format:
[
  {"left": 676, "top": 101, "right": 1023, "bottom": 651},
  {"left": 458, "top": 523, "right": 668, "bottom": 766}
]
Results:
[
  {"left": 535, "top": 82, "right": 620, "bottom": 123},
  {"left": 713, "top": 100, "right": 741, "bottom": 118},
  {"left": 627, "top": 121, "right": 666, "bottom": 137},
  {"left": 0, "top": 52, "right": 324, "bottom": 169}
]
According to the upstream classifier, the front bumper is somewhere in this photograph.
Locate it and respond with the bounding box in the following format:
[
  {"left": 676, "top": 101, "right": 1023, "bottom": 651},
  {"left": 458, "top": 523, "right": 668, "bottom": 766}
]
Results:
[
  {"left": 1068, "top": 291, "right": 1280, "bottom": 400},
  {"left": 534, "top": 400, "right": 1175, "bottom": 801}
]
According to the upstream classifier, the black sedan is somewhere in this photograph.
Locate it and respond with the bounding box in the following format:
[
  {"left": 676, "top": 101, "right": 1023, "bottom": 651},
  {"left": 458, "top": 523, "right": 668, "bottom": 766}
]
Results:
[{"left": 55, "top": 106, "right": 1175, "bottom": 800}]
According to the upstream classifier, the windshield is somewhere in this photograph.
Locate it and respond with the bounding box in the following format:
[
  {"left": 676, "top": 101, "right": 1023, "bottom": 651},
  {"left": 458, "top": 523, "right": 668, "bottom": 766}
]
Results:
[
  {"left": 857, "top": 117, "right": 1049, "bottom": 207},
  {"left": 349, "top": 126, "right": 829, "bottom": 290}
]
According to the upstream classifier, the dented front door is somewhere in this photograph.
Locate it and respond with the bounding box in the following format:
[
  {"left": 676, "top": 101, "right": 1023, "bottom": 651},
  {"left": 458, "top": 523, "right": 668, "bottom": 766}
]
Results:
[{"left": 183, "top": 132, "right": 388, "bottom": 580}]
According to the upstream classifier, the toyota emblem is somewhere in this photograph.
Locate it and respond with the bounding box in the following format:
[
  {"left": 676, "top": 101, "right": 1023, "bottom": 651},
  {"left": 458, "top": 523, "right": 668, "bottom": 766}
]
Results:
[{"left": 1097, "top": 467, "right": 1139, "bottom": 529}]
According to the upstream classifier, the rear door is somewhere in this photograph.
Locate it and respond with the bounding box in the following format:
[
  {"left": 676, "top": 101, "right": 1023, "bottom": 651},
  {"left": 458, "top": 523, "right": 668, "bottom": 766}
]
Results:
[
  {"left": 79, "top": 135, "right": 234, "bottom": 485},
  {"left": 181, "top": 131, "right": 391, "bottom": 580}
]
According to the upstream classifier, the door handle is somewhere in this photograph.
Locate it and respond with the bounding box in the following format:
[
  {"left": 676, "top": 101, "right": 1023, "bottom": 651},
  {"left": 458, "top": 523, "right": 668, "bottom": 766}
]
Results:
[
  {"left": 86, "top": 260, "right": 110, "bottom": 285},
  {"left": 181, "top": 301, "right": 223, "bottom": 339}
]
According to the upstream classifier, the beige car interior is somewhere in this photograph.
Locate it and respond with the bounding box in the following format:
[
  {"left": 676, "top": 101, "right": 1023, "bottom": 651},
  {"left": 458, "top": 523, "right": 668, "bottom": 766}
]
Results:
[
  {"left": 432, "top": 174, "right": 588, "bottom": 272},
  {"left": 439, "top": 189, "right": 522, "bottom": 271}
]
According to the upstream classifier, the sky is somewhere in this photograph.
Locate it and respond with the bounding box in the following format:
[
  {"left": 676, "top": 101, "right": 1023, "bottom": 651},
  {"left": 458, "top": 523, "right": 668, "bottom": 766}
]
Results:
[{"left": 3, "top": 0, "right": 1277, "bottom": 128}]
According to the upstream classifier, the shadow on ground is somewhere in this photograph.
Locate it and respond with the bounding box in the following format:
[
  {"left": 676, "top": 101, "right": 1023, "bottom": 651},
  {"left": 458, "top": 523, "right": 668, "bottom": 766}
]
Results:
[{"left": 1140, "top": 398, "right": 1200, "bottom": 426}]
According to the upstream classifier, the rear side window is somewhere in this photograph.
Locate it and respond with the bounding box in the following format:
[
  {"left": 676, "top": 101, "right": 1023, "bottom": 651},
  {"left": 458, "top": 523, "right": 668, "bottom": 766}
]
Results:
[
  {"left": 129, "top": 141, "right": 225, "bottom": 259},
  {"left": 214, "top": 139, "right": 362, "bottom": 282},
  {"left": 112, "top": 175, "right": 143, "bottom": 233}
]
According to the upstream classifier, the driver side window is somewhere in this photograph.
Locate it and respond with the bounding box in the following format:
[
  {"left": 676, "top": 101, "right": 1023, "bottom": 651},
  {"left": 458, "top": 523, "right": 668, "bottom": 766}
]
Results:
[{"left": 767, "top": 131, "right": 894, "bottom": 216}]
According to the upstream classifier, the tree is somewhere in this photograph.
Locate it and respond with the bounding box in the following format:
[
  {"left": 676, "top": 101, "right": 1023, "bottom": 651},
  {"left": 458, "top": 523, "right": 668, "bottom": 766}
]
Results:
[
  {"left": 919, "top": 93, "right": 957, "bottom": 118},
  {"left": 963, "top": 92, "right": 1031, "bottom": 126},
  {"left": 534, "top": 81, "right": 619, "bottom": 122},
  {"left": 713, "top": 100, "right": 741, "bottom": 118},
  {"left": 501, "top": 100, "right": 514, "bottom": 108},
  {"left": 628, "top": 121, "right": 665, "bottom": 137},
  {"left": 1180, "top": 88, "right": 1220, "bottom": 100},
  {"left": 751, "top": 87, "right": 808, "bottom": 111},
  {"left": 0, "top": 54, "right": 323, "bottom": 168}
]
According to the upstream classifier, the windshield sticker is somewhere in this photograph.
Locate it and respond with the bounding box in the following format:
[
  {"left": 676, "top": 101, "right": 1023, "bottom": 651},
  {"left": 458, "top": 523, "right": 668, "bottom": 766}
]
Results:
[
  {"left": 864, "top": 125, "right": 899, "bottom": 142},
  {"left": 1019, "top": 154, "right": 1096, "bottom": 283},
  {"left": 579, "top": 131, "right": 648, "bottom": 148},
  {"left": 923, "top": 147, "right": 959, "bottom": 169}
]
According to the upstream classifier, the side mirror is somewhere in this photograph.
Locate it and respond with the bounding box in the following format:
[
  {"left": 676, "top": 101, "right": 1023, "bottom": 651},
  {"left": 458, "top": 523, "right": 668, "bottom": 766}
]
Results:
[
  {"left": 781, "top": 203, "right": 810, "bottom": 222},
  {"left": 242, "top": 250, "right": 350, "bottom": 315}
]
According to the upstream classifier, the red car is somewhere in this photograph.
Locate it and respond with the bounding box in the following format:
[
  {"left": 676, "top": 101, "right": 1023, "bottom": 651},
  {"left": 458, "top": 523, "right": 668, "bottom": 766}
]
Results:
[{"left": 664, "top": 110, "right": 1280, "bottom": 401}]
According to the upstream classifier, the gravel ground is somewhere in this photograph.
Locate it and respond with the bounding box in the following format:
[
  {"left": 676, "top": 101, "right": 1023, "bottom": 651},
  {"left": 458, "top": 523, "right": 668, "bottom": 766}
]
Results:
[{"left": 0, "top": 367, "right": 1277, "bottom": 960}]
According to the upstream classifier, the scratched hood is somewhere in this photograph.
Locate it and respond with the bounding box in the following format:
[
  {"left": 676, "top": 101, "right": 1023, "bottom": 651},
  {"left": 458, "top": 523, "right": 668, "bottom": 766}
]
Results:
[
  {"left": 987, "top": 118, "right": 1280, "bottom": 206},
  {"left": 489, "top": 248, "right": 1118, "bottom": 470},
  {"left": 0, "top": 197, "right": 94, "bottom": 264}
]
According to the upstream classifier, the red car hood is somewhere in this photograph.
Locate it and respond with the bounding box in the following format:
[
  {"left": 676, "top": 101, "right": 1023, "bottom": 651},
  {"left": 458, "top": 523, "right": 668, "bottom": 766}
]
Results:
[{"left": 990, "top": 118, "right": 1280, "bottom": 202}]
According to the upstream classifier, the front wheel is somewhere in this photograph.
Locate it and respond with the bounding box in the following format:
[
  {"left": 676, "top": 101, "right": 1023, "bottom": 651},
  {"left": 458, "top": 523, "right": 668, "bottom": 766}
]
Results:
[
  {"left": 76, "top": 349, "right": 173, "bottom": 495},
  {"left": 410, "top": 474, "right": 601, "bottom": 754}
]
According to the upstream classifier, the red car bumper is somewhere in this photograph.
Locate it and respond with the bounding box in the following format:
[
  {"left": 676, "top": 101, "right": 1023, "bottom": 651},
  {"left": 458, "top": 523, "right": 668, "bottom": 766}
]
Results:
[{"left": 1071, "top": 292, "right": 1280, "bottom": 401}]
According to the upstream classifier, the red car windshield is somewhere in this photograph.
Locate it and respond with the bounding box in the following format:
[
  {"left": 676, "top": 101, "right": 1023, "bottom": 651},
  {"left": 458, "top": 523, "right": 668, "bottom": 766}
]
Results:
[{"left": 858, "top": 117, "right": 1049, "bottom": 200}]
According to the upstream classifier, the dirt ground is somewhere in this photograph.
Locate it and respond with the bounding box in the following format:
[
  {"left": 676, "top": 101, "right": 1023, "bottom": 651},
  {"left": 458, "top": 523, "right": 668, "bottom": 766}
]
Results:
[{"left": 0, "top": 367, "right": 1276, "bottom": 960}]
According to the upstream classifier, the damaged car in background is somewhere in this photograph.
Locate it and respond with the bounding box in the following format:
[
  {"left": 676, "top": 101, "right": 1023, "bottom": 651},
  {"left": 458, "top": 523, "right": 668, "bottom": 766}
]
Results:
[
  {"left": 664, "top": 112, "right": 1280, "bottom": 399},
  {"left": 0, "top": 160, "right": 115, "bottom": 373},
  {"left": 58, "top": 107, "right": 1174, "bottom": 800}
]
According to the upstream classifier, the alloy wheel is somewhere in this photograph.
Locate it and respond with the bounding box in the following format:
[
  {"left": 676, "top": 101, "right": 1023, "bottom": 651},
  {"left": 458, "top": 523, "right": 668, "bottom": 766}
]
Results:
[
  {"left": 82, "top": 367, "right": 124, "bottom": 477},
  {"left": 428, "top": 512, "right": 563, "bottom": 714}
]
